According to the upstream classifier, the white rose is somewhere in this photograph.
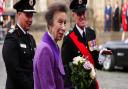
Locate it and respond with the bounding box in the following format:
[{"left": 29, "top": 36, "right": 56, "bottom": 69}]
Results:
[
  {"left": 73, "top": 56, "right": 80, "bottom": 65},
  {"left": 73, "top": 56, "right": 87, "bottom": 65},
  {"left": 73, "top": 60, "right": 78, "bottom": 65}
]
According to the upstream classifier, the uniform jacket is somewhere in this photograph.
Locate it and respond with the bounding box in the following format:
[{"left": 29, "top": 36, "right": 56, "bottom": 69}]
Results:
[
  {"left": 2, "top": 24, "right": 36, "bottom": 89},
  {"left": 61, "top": 25, "right": 100, "bottom": 89},
  {"left": 33, "top": 32, "right": 65, "bottom": 89}
]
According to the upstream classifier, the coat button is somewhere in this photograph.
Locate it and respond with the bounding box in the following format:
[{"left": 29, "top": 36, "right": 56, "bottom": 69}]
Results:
[{"left": 24, "top": 51, "right": 26, "bottom": 54}]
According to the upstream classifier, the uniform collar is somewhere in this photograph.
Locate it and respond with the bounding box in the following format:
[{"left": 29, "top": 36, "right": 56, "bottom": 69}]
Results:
[
  {"left": 17, "top": 23, "right": 27, "bottom": 34},
  {"left": 76, "top": 24, "right": 86, "bottom": 37}
]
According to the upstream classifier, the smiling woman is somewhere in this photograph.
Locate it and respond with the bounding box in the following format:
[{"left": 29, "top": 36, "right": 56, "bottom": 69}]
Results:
[
  {"left": 33, "top": 2, "right": 68, "bottom": 89},
  {"left": 49, "top": 11, "right": 67, "bottom": 42}
]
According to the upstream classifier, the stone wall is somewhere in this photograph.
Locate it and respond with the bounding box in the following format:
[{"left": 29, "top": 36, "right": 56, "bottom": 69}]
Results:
[{"left": 31, "top": 12, "right": 47, "bottom": 31}]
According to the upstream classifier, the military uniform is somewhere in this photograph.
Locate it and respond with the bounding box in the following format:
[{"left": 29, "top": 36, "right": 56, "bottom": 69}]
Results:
[
  {"left": 62, "top": 26, "right": 101, "bottom": 89},
  {"left": 2, "top": 0, "right": 36, "bottom": 89},
  {"left": 62, "top": 26, "right": 100, "bottom": 67},
  {"left": 61, "top": 0, "right": 100, "bottom": 89},
  {"left": 2, "top": 25, "right": 36, "bottom": 89}
]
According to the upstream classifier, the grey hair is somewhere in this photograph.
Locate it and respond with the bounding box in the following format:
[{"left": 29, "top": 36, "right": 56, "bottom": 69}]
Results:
[{"left": 45, "top": 2, "right": 68, "bottom": 28}]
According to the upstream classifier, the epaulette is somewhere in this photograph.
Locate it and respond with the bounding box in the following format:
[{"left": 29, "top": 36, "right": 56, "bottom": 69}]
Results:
[
  {"left": 86, "top": 26, "right": 95, "bottom": 31},
  {"left": 8, "top": 28, "right": 15, "bottom": 33},
  {"left": 64, "top": 29, "right": 72, "bottom": 36},
  {"left": 90, "top": 26, "right": 94, "bottom": 30}
]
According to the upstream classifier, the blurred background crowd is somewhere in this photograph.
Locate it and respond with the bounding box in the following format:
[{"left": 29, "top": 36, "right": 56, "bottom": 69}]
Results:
[{"left": 0, "top": 0, "right": 128, "bottom": 45}]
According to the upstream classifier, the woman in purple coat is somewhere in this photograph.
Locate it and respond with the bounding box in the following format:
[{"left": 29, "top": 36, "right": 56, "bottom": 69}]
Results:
[{"left": 33, "top": 3, "right": 67, "bottom": 89}]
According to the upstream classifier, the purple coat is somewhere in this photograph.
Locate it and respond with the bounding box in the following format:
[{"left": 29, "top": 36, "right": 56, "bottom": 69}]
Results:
[{"left": 33, "top": 32, "right": 65, "bottom": 89}]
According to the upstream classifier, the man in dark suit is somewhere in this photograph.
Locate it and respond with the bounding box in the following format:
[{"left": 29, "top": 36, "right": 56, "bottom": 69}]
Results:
[
  {"left": 61, "top": 0, "right": 102, "bottom": 89},
  {"left": 2, "top": 0, "right": 36, "bottom": 89},
  {"left": 113, "top": 1, "right": 120, "bottom": 31}
]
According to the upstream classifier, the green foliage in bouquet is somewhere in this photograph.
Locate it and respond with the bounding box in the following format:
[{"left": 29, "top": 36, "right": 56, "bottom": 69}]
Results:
[{"left": 69, "top": 56, "right": 94, "bottom": 89}]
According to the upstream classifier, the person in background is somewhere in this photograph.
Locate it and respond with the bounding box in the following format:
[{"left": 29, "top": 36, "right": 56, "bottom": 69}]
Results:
[
  {"left": 2, "top": 15, "right": 11, "bottom": 31},
  {"left": 113, "top": 1, "right": 120, "bottom": 31},
  {"left": 104, "top": 1, "right": 112, "bottom": 32},
  {"left": 122, "top": 1, "right": 128, "bottom": 32},
  {"left": 33, "top": 2, "right": 67, "bottom": 89},
  {"left": 10, "top": 19, "right": 15, "bottom": 29},
  {"left": 2, "top": 0, "right": 36, "bottom": 89}
]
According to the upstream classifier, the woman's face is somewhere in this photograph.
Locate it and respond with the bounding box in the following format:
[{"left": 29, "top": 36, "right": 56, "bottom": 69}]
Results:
[{"left": 49, "top": 12, "right": 67, "bottom": 42}]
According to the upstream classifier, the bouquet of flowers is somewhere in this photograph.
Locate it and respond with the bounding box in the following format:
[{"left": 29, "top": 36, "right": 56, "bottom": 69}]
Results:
[{"left": 69, "top": 56, "right": 96, "bottom": 89}]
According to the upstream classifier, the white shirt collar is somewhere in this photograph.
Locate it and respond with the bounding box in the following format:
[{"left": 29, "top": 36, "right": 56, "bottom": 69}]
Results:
[
  {"left": 48, "top": 31, "right": 54, "bottom": 41},
  {"left": 76, "top": 24, "right": 86, "bottom": 37},
  {"left": 17, "top": 23, "right": 27, "bottom": 34},
  {"left": 48, "top": 31, "right": 58, "bottom": 44},
  {"left": 48, "top": 31, "right": 59, "bottom": 48}
]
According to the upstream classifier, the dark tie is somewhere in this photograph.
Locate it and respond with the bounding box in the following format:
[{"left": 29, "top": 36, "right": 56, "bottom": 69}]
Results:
[
  {"left": 82, "top": 31, "right": 88, "bottom": 48},
  {"left": 82, "top": 31, "right": 86, "bottom": 41}
]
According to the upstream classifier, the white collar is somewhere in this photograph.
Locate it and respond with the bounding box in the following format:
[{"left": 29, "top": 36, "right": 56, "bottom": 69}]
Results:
[
  {"left": 48, "top": 31, "right": 59, "bottom": 48},
  {"left": 17, "top": 23, "right": 27, "bottom": 34},
  {"left": 48, "top": 31, "right": 58, "bottom": 44},
  {"left": 76, "top": 24, "right": 86, "bottom": 37},
  {"left": 48, "top": 31, "right": 54, "bottom": 41}
]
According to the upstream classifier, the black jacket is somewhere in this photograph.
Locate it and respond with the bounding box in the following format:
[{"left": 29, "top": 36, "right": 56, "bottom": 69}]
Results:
[
  {"left": 2, "top": 25, "right": 36, "bottom": 89},
  {"left": 61, "top": 26, "right": 100, "bottom": 89}
]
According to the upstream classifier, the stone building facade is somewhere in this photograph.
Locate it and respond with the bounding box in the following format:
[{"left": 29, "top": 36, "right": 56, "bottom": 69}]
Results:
[
  {"left": 4, "top": 0, "right": 127, "bottom": 31},
  {"left": 1, "top": 0, "right": 128, "bottom": 45}
]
